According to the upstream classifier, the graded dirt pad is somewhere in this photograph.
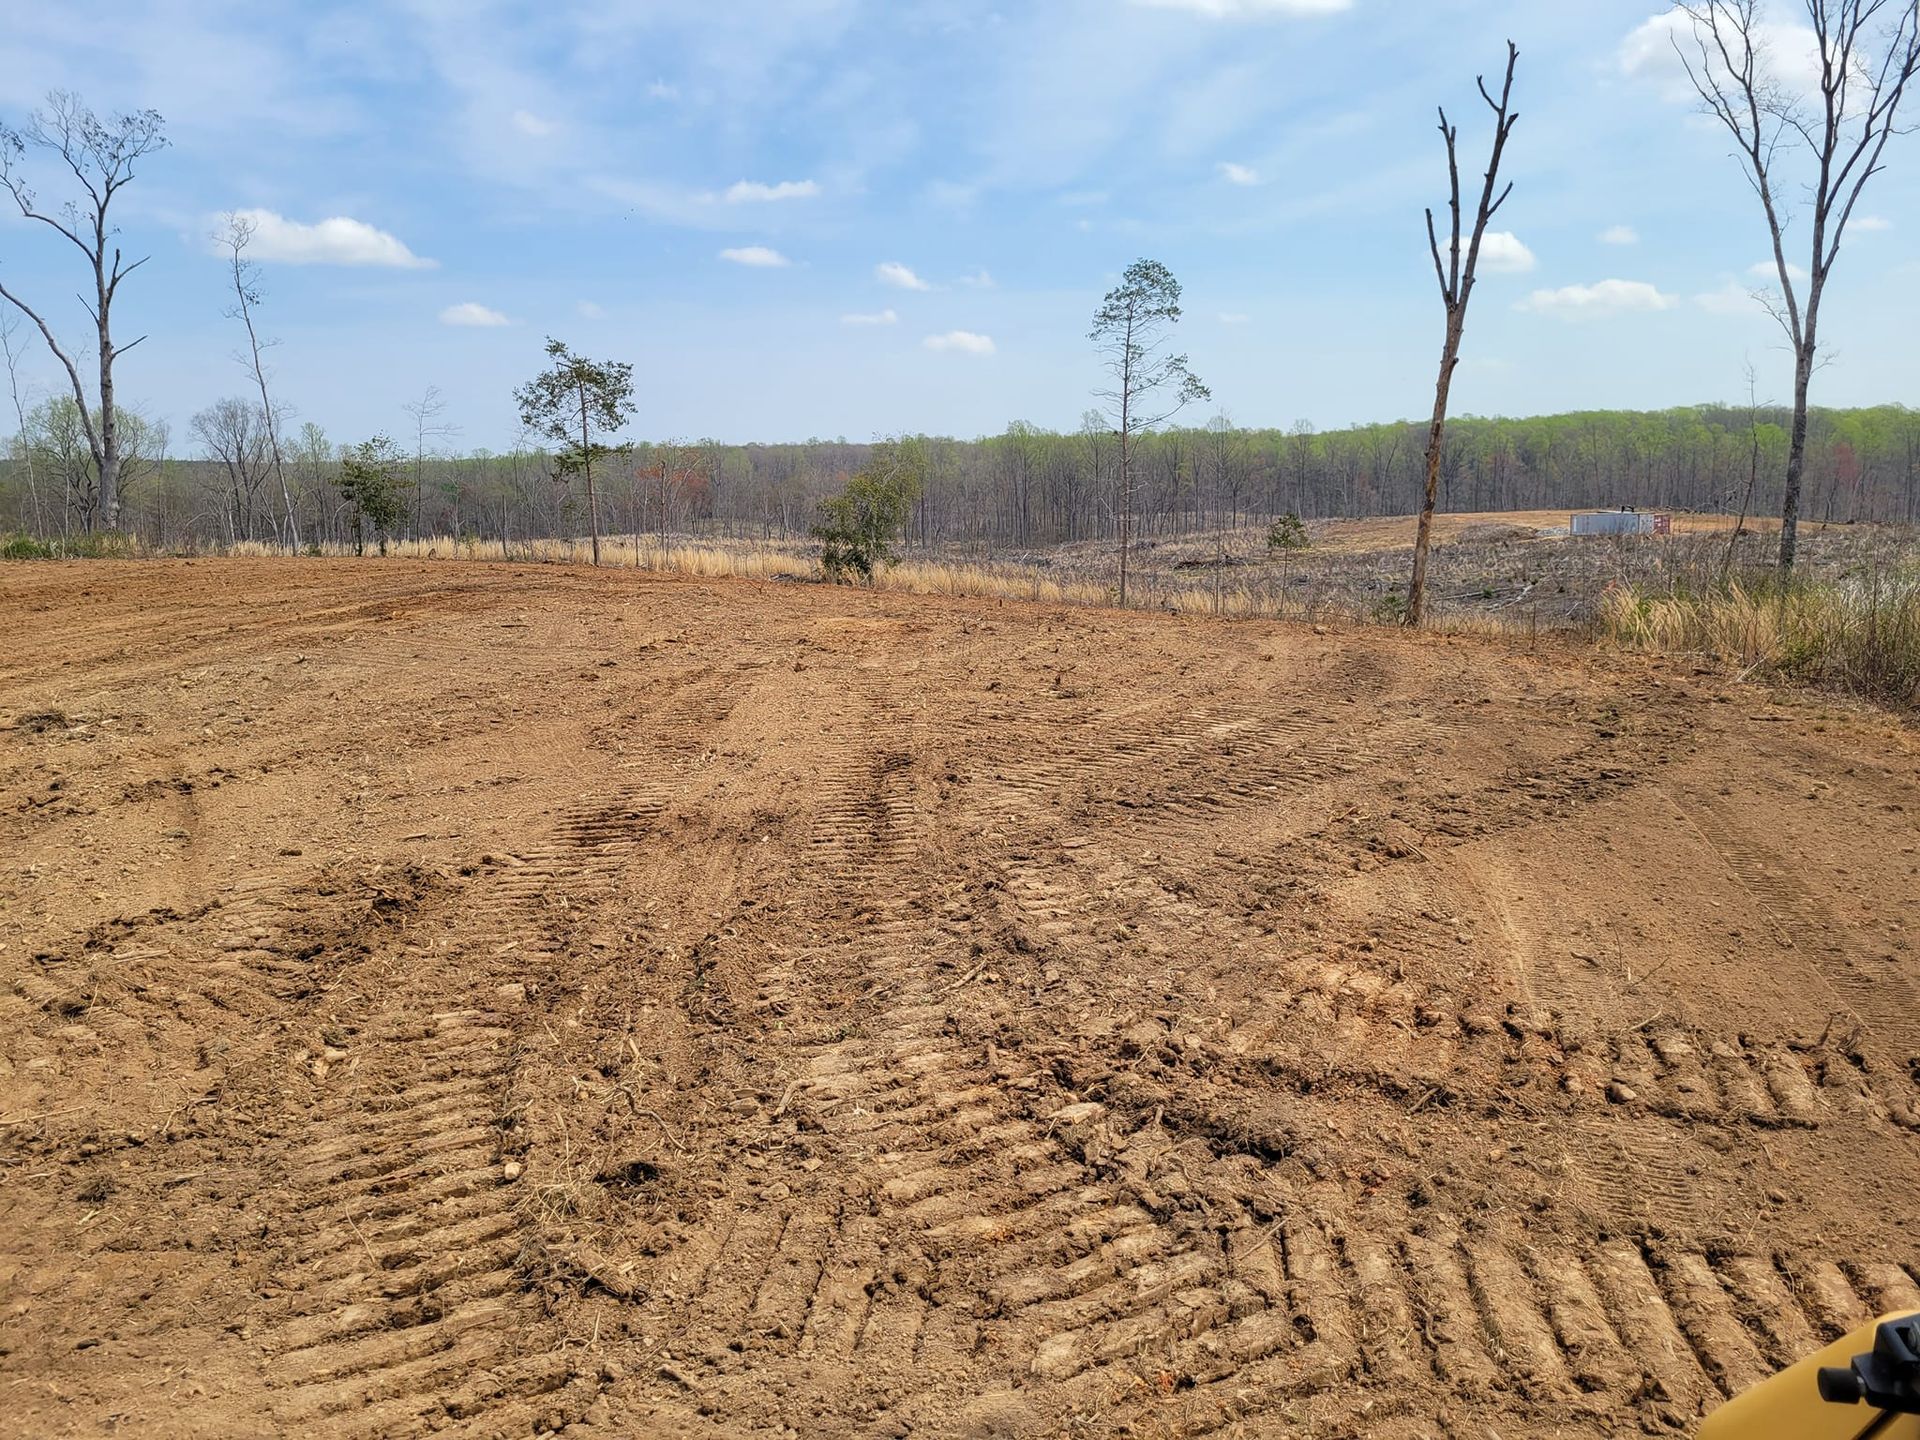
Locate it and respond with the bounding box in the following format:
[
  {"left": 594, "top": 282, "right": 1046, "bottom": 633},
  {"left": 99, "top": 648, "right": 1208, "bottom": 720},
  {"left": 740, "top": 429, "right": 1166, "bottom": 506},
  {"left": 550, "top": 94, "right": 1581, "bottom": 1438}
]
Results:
[{"left": 2, "top": 559, "right": 1917, "bottom": 1440}]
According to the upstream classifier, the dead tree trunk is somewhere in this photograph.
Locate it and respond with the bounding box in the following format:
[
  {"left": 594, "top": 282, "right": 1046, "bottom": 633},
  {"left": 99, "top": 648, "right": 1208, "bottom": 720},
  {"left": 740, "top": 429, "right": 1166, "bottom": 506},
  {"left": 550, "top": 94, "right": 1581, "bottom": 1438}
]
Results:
[
  {"left": 1407, "top": 41, "right": 1519, "bottom": 628},
  {"left": 577, "top": 377, "right": 601, "bottom": 566}
]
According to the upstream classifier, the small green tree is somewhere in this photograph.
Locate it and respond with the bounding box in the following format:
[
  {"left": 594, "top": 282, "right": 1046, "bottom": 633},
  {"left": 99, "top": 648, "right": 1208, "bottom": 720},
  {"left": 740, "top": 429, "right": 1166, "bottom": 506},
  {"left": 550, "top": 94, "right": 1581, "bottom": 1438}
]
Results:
[
  {"left": 1265, "top": 513, "right": 1308, "bottom": 552},
  {"left": 514, "top": 338, "right": 635, "bottom": 566},
  {"left": 338, "top": 435, "right": 405, "bottom": 556},
  {"left": 813, "top": 437, "right": 926, "bottom": 583},
  {"left": 1090, "top": 258, "right": 1208, "bottom": 607}
]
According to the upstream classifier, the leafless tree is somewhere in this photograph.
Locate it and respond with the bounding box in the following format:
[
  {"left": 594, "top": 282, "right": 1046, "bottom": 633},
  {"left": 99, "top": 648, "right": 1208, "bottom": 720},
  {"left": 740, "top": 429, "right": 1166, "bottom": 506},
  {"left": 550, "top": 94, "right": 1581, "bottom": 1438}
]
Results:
[
  {"left": 1, "top": 311, "right": 44, "bottom": 533},
  {"left": 402, "top": 384, "right": 457, "bottom": 539},
  {"left": 1407, "top": 41, "right": 1519, "bottom": 628},
  {"left": 0, "top": 93, "right": 165, "bottom": 532},
  {"left": 1673, "top": 0, "right": 1920, "bottom": 572},
  {"left": 192, "top": 397, "right": 273, "bottom": 544},
  {"left": 1724, "top": 360, "right": 1768, "bottom": 582},
  {"left": 217, "top": 213, "right": 300, "bottom": 550}
]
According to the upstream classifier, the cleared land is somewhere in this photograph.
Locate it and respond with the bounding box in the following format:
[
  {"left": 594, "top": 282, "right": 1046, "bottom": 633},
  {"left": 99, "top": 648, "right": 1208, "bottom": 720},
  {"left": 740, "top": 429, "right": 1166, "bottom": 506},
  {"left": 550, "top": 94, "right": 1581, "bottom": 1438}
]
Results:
[{"left": 2, "top": 559, "right": 1918, "bottom": 1439}]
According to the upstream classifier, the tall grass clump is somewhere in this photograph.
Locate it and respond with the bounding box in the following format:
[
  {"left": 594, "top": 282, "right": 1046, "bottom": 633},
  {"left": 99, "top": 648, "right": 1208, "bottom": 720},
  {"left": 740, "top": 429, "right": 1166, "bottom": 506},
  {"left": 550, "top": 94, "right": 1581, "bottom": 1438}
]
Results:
[{"left": 1601, "top": 567, "right": 1920, "bottom": 709}]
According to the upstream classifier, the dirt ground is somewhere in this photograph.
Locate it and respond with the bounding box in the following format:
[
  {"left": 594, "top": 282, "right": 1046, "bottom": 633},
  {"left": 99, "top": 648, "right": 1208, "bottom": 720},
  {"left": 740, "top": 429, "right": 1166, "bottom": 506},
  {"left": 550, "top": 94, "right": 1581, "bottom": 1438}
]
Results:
[
  {"left": 3, "top": 558, "right": 1917, "bottom": 1439},
  {"left": 1301, "top": 510, "right": 1784, "bottom": 552}
]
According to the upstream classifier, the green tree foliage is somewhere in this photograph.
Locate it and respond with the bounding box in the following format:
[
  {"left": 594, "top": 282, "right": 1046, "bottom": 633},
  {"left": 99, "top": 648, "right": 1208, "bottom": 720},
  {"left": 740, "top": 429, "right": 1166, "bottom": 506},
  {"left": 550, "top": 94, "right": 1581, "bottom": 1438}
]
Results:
[
  {"left": 16, "top": 395, "right": 166, "bottom": 532},
  {"left": 338, "top": 435, "right": 406, "bottom": 556},
  {"left": 513, "top": 337, "right": 635, "bottom": 566},
  {"left": 813, "top": 437, "right": 926, "bottom": 583}
]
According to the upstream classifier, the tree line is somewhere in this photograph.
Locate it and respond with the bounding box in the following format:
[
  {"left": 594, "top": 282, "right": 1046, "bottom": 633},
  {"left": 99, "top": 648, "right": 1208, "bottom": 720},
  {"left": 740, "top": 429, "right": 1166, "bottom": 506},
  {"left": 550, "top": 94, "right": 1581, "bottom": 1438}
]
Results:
[
  {"left": 3, "top": 0, "right": 1918, "bottom": 609},
  {"left": 4, "top": 400, "right": 1916, "bottom": 555}
]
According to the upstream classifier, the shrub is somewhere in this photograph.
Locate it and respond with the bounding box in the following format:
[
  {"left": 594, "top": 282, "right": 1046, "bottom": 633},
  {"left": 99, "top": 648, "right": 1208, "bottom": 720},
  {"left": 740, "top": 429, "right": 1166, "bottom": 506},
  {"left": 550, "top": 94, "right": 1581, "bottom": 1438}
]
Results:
[
  {"left": 813, "top": 437, "right": 926, "bottom": 584},
  {"left": 1, "top": 533, "right": 56, "bottom": 560},
  {"left": 0, "top": 532, "right": 136, "bottom": 560}
]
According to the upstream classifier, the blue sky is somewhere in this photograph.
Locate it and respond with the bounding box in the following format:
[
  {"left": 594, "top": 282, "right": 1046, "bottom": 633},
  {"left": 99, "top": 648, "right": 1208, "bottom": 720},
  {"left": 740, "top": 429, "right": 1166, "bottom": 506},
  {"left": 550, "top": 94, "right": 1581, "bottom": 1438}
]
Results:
[{"left": 1, "top": 0, "right": 1915, "bottom": 450}]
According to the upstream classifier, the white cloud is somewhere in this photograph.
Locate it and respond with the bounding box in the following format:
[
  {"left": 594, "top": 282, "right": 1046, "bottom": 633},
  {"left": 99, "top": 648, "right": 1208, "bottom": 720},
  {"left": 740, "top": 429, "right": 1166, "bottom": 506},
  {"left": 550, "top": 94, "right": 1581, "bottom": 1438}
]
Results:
[
  {"left": 1132, "top": 0, "right": 1352, "bottom": 16},
  {"left": 1517, "top": 279, "right": 1677, "bottom": 319},
  {"left": 1218, "top": 161, "right": 1260, "bottom": 186},
  {"left": 440, "top": 302, "right": 510, "bottom": 327},
  {"left": 1219, "top": 312, "right": 1251, "bottom": 324},
  {"left": 720, "top": 245, "right": 791, "bottom": 267},
  {"left": 1748, "top": 259, "right": 1810, "bottom": 283},
  {"left": 877, "top": 261, "right": 932, "bottom": 291},
  {"left": 957, "top": 267, "right": 995, "bottom": 288},
  {"left": 646, "top": 81, "right": 679, "bottom": 101},
  {"left": 511, "top": 109, "right": 557, "bottom": 138},
  {"left": 923, "top": 330, "right": 995, "bottom": 355},
  {"left": 724, "top": 179, "right": 821, "bottom": 203},
  {"left": 576, "top": 300, "right": 605, "bottom": 320},
  {"left": 841, "top": 309, "right": 898, "bottom": 326},
  {"left": 1599, "top": 224, "right": 1640, "bottom": 246},
  {"left": 224, "top": 209, "right": 434, "bottom": 269},
  {"left": 1694, "top": 281, "right": 1761, "bottom": 316},
  {"left": 1620, "top": 10, "right": 1822, "bottom": 104},
  {"left": 1855, "top": 215, "right": 1893, "bottom": 232},
  {"left": 1476, "top": 230, "right": 1536, "bottom": 274}
]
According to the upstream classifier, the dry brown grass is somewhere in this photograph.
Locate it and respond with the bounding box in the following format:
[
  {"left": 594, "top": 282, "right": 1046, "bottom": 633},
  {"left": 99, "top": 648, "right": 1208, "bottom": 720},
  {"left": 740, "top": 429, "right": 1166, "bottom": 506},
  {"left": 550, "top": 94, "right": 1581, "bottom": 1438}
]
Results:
[
  {"left": 226, "top": 532, "right": 1554, "bottom": 636},
  {"left": 1601, "top": 569, "right": 1920, "bottom": 708}
]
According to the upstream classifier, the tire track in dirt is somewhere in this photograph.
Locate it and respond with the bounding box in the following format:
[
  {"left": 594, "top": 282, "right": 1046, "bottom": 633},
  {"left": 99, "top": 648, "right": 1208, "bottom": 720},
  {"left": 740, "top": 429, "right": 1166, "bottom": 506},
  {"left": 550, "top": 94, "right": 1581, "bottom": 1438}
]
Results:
[
  {"left": 1684, "top": 797, "right": 1920, "bottom": 1130},
  {"left": 254, "top": 671, "right": 741, "bottom": 1436},
  {"left": 588, "top": 667, "right": 981, "bottom": 1425}
]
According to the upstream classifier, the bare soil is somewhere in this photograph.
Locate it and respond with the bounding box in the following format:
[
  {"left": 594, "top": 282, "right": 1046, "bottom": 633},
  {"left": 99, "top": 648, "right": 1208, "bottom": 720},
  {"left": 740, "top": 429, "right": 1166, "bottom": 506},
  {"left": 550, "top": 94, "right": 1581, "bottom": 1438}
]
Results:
[{"left": 2, "top": 558, "right": 1917, "bottom": 1439}]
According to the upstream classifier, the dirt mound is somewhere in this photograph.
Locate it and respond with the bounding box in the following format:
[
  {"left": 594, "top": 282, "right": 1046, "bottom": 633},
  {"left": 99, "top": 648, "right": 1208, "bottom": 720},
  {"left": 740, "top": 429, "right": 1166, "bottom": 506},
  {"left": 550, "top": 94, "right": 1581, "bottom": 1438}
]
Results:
[{"left": 2, "top": 558, "right": 1916, "bottom": 1437}]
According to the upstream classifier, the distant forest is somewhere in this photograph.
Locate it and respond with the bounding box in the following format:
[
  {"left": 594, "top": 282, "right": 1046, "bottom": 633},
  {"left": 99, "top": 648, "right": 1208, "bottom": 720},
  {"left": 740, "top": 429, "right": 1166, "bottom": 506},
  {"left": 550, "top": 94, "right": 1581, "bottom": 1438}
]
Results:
[{"left": 5, "top": 400, "right": 1918, "bottom": 553}]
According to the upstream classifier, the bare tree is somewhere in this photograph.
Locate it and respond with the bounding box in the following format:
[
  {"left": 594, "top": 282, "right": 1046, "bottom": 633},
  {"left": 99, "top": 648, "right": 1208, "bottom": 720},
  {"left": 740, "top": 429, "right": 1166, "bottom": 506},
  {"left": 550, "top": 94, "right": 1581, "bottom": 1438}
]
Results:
[
  {"left": 0, "top": 311, "right": 44, "bottom": 534},
  {"left": 1723, "top": 360, "right": 1769, "bottom": 582},
  {"left": 217, "top": 213, "right": 300, "bottom": 551},
  {"left": 402, "top": 384, "right": 456, "bottom": 538},
  {"left": 1090, "top": 259, "right": 1209, "bottom": 607},
  {"left": 192, "top": 398, "right": 273, "bottom": 544},
  {"left": 1673, "top": 0, "right": 1920, "bottom": 572},
  {"left": 0, "top": 93, "right": 165, "bottom": 532},
  {"left": 1407, "top": 42, "right": 1519, "bottom": 628}
]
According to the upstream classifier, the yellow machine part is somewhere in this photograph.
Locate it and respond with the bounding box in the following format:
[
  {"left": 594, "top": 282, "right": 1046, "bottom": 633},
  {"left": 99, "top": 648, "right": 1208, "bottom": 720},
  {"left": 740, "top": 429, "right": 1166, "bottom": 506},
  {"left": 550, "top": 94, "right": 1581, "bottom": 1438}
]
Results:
[{"left": 1698, "top": 1312, "right": 1920, "bottom": 1440}]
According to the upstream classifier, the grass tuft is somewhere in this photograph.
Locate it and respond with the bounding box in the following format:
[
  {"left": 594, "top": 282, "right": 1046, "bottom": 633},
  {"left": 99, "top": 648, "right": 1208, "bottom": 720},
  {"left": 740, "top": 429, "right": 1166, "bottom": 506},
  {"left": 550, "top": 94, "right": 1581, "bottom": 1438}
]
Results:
[{"left": 1600, "top": 569, "right": 1920, "bottom": 708}]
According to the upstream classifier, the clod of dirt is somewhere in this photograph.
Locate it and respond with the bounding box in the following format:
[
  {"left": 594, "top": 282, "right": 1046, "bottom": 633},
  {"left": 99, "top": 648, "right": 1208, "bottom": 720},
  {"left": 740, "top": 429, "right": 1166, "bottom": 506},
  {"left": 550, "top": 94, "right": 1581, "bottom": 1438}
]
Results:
[{"left": 15, "top": 708, "right": 72, "bottom": 733}]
